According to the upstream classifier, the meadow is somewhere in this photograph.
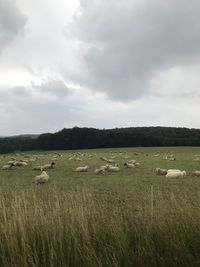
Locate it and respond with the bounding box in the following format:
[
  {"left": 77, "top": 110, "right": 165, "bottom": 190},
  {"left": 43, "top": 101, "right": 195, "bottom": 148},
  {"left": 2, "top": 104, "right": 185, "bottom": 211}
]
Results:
[{"left": 0, "top": 147, "right": 200, "bottom": 267}]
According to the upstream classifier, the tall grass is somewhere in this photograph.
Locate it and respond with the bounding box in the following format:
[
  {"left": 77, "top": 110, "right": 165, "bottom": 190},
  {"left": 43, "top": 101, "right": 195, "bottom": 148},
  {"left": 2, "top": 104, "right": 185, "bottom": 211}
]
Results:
[{"left": 0, "top": 186, "right": 200, "bottom": 267}]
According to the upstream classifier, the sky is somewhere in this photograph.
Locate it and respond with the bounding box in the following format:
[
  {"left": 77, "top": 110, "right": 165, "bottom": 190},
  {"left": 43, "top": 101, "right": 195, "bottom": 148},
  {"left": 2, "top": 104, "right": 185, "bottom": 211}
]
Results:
[{"left": 0, "top": 0, "right": 200, "bottom": 135}]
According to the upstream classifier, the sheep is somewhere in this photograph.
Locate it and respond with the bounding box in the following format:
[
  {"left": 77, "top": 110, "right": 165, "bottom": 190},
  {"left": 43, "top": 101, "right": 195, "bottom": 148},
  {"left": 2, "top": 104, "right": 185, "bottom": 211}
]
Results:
[
  {"left": 166, "top": 170, "right": 186, "bottom": 178},
  {"left": 155, "top": 168, "right": 167, "bottom": 175},
  {"left": 2, "top": 163, "right": 15, "bottom": 170},
  {"left": 100, "top": 157, "right": 108, "bottom": 162},
  {"left": 94, "top": 168, "right": 106, "bottom": 174},
  {"left": 99, "top": 165, "right": 108, "bottom": 171},
  {"left": 69, "top": 156, "right": 82, "bottom": 161},
  {"left": 169, "top": 157, "right": 176, "bottom": 161},
  {"left": 192, "top": 171, "right": 200, "bottom": 177},
  {"left": 33, "top": 165, "right": 43, "bottom": 171},
  {"left": 42, "top": 162, "right": 55, "bottom": 170},
  {"left": 29, "top": 158, "right": 37, "bottom": 162},
  {"left": 124, "top": 162, "right": 135, "bottom": 168},
  {"left": 14, "top": 161, "right": 28, "bottom": 166},
  {"left": 34, "top": 171, "right": 50, "bottom": 184},
  {"left": 76, "top": 166, "right": 89, "bottom": 172},
  {"left": 167, "top": 169, "right": 181, "bottom": 172},
  {"left": 193, "top": 157, "right": 200, "bottom": 162},
  {"left": 7, "top": 160, "right": 16, "bottom": 164},
  {"left": 135, "top": 162, "right": 141, "bottom": 166},
  {"left": 105, "top": 165, "right": 120, "bottom": 172},
  {"left": 128, "top": 159, "right": 136, "bottom": 164}
]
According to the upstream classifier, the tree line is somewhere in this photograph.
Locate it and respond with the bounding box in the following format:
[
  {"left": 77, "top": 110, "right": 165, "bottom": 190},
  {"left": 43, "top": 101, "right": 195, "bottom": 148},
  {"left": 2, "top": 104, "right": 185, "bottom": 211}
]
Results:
[{"left": 0, "top": 126, "right": 200, "bottom": 153}]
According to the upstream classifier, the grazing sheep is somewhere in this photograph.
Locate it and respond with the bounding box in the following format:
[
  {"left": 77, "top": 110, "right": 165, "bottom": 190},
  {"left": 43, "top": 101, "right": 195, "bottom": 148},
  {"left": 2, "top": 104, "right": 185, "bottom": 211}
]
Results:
[
  {"left": 34, "top": 171, "right": 50, "bottom": 184},
  {"left": 2, "top": 163, "right": 15, "bottom": 170},
  {"left": 192, "top": 171, "right": 200, "bottom": 177},
  {"left": 124, "top": 162, "right": 135, "bottom": 168},
  {"left": 166, "top": 170, "right": 186, "bottom": 178},
  {"left": 42, "top": 162, "right": 55, "bottom": 170},
  {"left": 155, "top": 168, "right": 167, "bottom": 175},
  {"left": 76, "top": 166, "right": 89, "bottom": 172}
]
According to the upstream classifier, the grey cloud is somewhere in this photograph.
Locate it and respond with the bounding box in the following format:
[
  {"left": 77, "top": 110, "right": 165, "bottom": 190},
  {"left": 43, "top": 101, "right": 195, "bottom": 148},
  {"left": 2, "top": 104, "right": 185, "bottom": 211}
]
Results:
[
  {"left": 12, "top": 86, "right": 31, "bottom": 97},
  {"left": 33, "top": 80, "right": 71, "bottom": 98},
  {"left": 0, "top": 0, "right": 27, "bottom": 54},
  {"left": 69, "top": 0, "right": 200, "bottom": 101}
]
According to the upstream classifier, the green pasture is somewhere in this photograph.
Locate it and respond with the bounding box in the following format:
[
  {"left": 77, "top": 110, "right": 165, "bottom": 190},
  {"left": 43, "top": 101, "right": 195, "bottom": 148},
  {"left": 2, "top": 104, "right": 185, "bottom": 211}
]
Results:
[{"left": 0, "top": 147, "right": 200, "bottom": 267}]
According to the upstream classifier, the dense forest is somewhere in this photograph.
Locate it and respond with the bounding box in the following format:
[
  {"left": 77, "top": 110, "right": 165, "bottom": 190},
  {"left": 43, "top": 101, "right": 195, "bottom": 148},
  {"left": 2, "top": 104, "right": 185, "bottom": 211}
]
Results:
[{"left": 0, "top": 126, "right": 200, "bottom": 153}]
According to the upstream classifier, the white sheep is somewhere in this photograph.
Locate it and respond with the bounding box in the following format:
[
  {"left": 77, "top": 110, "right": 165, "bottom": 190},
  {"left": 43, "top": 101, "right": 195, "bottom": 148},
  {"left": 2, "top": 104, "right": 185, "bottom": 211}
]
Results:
[
  {"left": 128, "top": 159, "right": 136, "bottom": 164},
  {"left": 134, "top": 162, "right": 141, "bottom": 166},
  {"left": 124, "top": 162, "right": 135, "bottom": 168},
  {"left": 34, "top": 171, "right": 50, "bottom": 184},
  {"left": 168, "top": 170, "right": 179, "bottom": 173},
  {"left": 94, "top": 168, "right": 106, "bottom": 174},
  {"left": 14, "top": 161, "right": 28, "bottom": 166},
  {"left": 33, "top": 165, "right": 43, "bottom": 171},
  {"left": 106, "top": 165, "right": 120, "bottom": 172},
  {"left": 166, "top": 170, "right": 186, "bottom": 178},
  {"left": 42, "top": 162, "right": 55, "bottom": 170},
  {"left": 76, "top": 166, "right": 89, "bottom": 172},
  {"left": 99, "top": 165, "right": 108, "bottom": 171},
  {"left": 2, "top": 163, "right": 15, "bottom": 170},
  {"left": 155, "top": 168, "right": 167, "bottom": 175},
  {"left": 169, "top": 157, "right": 176, "bottom": 161}
]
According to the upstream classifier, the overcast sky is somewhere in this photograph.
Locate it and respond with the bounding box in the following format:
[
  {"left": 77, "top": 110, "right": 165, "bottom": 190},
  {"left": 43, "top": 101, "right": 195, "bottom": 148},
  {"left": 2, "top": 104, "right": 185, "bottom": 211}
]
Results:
[{"left": 0, "top": 0, "right": 200, "bottom": 135}]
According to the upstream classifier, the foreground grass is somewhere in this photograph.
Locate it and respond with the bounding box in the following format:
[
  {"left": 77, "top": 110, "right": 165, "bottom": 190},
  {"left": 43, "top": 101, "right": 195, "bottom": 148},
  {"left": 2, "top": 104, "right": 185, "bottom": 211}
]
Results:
[{"left": 0, "top": 147, "right": 200, "bottom": 266}]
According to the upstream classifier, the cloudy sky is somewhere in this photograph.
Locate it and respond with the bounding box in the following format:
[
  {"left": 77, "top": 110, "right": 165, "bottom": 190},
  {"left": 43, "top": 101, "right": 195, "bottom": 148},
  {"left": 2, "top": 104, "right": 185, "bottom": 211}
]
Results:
[{"left": 0, "top": 0, "right": 200, "bottom": 135}]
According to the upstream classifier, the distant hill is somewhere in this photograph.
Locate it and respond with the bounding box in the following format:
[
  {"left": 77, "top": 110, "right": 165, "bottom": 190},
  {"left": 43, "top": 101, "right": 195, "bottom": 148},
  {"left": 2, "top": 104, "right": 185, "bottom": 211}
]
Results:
[
  {"left": 0, "top": 126, "right": 200, "bottom": 153},
  {"left": 0, "top": 134, "right": 39, "bottom": 139}
]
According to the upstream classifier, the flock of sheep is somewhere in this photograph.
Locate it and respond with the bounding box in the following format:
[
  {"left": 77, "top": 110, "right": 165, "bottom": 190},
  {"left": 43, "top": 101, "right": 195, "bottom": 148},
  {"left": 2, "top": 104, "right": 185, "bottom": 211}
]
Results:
[{"left": 1, "top": 150, "right": 200, "bottom": 184}]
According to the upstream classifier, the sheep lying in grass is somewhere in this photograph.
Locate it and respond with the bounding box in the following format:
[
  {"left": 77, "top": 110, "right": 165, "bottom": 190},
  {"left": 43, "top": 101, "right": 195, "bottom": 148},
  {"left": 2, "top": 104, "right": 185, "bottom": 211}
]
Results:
[
  {"left": 169, "top": 157, "right": 176, "bottom": 161},
  {"left": 33, "top": 166, "right": 43, "bottom": 171},
  {"left": 167, "top": 169, "right": 181, "bottom": 172},
  {"left": 105, "top": 164, "right": 120, "bottom": 172},
  {"left": 128, "top": 159, "right": 136, "bottom": 164},
  {"left": 100, "top": 157, "right": 114, "bottom": 163},
  {"left": 2, "top": 163, "right": 15, "bottom": 170},
  {"left": 14, "top": 161, "right": 28, "bottom": 166},
  {"left": 94, "top": 168, "right": 106, "bottom": 174},
  {"left": 192, "top": 171, "right": 200, "bottom": 177},
  {"left": 34, "top": 171, "right": 50, "bottom": 184},
  {"left": 42, "top": 162, "right": 55, "bottom": 170},
  {"left": 124, "top": 162, "right": 135, "bottom": 168},
  {"left": 155, "top": 168, "right": 168, "bottom": 175},
  {"left": 76, "top": 166, "right": 89, "bottom": 172},
  {"left": 166, "top": 170, "right": 186, "bottom": 178}
]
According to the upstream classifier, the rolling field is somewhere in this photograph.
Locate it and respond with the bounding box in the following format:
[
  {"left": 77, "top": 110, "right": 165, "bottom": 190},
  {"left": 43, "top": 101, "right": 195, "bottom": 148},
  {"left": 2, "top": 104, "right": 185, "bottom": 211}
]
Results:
[{"left": 0, "top": 147, "right": 200, "bottom": 267}]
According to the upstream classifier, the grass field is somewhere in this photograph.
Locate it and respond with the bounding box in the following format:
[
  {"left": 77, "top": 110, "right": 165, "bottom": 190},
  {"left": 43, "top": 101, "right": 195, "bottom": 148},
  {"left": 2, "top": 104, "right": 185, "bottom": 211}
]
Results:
[{"left": 0, "top": 147, "right": 200, "bottom": 267}]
